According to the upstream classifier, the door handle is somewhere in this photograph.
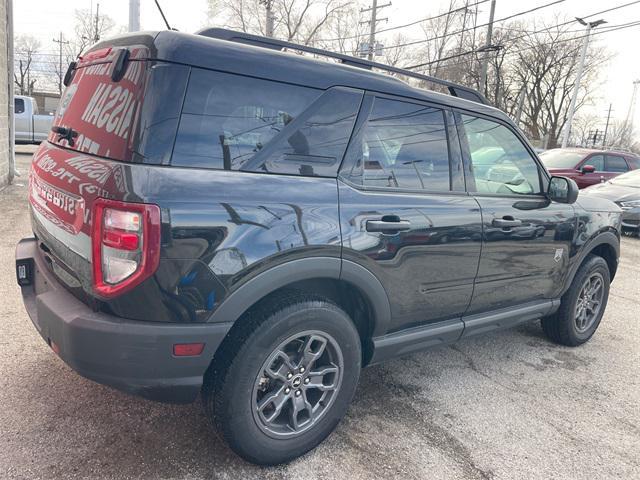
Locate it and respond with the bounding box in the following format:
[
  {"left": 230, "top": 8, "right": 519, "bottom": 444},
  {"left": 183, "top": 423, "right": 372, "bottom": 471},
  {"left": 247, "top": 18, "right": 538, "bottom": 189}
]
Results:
[
  {"left": 492, "top": 217, "right": 522, "bottom": 228},
  {"left": 366, "top": 219, "right": 411, "bottom": 233}
]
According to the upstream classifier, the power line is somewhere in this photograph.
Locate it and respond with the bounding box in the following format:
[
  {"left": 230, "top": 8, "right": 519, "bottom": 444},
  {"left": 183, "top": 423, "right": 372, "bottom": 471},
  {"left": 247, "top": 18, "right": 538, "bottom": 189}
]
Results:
[
  {"left": 404, "top": 0, "right": 640, "bottom": 72},
  {"left": 380, "top": 0, "right": 566, "bottom": 52},
  {"left": 405, "top": 19, "right": 640, "bottom": 72},
  {"left": 317, "top": 0, "right": 490, "bottom": 43}
]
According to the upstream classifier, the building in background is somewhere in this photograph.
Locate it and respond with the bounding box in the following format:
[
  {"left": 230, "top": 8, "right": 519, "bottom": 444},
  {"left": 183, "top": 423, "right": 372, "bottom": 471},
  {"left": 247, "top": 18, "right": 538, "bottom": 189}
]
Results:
[{"left": 0, "top": 0, "right": 13, "bottom": 188}]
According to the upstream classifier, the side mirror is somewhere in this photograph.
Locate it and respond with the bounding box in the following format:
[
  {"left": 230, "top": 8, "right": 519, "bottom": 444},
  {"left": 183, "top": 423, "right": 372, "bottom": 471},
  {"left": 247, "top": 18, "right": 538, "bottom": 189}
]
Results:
[
  {"left": 581, "top": 164, "right": 596, "bottom": 174},
  {"left": 548, "top": 176, "right": 579, "bottom": 204}
]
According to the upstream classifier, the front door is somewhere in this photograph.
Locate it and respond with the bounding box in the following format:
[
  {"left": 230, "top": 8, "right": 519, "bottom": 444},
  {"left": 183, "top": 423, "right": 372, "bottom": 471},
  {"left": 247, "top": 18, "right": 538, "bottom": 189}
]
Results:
[
  {"left": 338, "top": 94, "right": 482, "bottom": 332},
  {"left": 455, "top": 113, "right": 577, "bottom": 315},
  {"left": 577, "top": 153, "right": 606, "bottom": 188}
]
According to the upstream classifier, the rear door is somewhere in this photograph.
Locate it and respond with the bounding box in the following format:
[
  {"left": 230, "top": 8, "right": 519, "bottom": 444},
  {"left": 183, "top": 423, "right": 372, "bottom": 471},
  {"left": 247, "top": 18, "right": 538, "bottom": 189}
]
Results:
[
  {"left": 455, "top": 112, "right": 576, "bottom": 314},
  {"left": 338, "top": 94, "right": 482, "bottom": 333},
  {"left": 604, "top": 154, "right": 630, "bottom": 181}
]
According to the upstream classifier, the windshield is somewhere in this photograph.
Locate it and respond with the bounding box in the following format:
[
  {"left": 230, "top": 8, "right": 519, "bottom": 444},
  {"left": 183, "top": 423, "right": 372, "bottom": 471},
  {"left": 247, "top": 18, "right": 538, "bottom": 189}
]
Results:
[
  {"left": 539, "top": 150, "right": 585, "bottom": 169},
  {"left": 610, "top": 169, "right": 640, "bottom": 187}
]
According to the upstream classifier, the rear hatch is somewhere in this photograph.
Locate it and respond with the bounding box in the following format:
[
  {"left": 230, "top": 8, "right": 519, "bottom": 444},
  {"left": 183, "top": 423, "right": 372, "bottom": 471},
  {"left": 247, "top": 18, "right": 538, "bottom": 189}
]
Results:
[{"left": 29, "top": 35, "right": 187, "bottom": 301}]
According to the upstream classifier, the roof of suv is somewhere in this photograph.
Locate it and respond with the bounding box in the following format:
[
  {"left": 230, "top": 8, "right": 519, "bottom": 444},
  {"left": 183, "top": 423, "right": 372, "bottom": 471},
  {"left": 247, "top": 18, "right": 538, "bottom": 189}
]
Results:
[
  {"left": 546, "top": 147, "right": 639, "bottom": 158},
  {"left": 94, "top": 30, "right": 509, "bottom": 122}
]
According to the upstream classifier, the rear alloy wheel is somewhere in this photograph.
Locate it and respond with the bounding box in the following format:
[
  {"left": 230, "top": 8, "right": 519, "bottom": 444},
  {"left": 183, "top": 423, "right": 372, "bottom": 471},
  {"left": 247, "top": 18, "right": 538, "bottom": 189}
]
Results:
[
  {"left": 202, "top": 292, "right": 361, "bottom": 465},
  {"left": 252, "top": 331, "right": 343, "bottom": 438},
  {"left": 542, "top": 254, "right": 610, "bottom": 346}
]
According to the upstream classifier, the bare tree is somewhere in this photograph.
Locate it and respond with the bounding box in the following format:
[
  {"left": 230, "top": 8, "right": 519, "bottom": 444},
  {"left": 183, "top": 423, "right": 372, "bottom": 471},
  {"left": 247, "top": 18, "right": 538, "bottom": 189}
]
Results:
[
  {"left": 206, "top": 0, "right": 350, "bottom": 45},
  {"left": 14, "top": 35, "right": 41, "bottom": 95},
  {"left": 317, "top": 4, "right": 367, "bottom": 55},
  {"left": 70, "top": 8, "right": 117, "bottom": 57},
  {"left": 572, "top": 113, "right": 601, "bottom": 146},
  {"left": 508, "top": 22, "right": 605, "bottom": 148}
]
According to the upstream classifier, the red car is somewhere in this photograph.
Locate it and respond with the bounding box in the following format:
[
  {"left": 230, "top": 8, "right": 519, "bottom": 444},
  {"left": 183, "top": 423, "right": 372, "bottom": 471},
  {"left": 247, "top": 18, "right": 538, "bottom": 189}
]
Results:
[{"left": 540, "top": 148, "right": 640, "bottom": 189}]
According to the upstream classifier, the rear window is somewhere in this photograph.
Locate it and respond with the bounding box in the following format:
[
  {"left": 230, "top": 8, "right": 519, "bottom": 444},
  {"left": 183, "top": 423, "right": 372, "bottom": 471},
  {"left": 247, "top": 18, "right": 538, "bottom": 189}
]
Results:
[
  {"left": 15, "top": 98, "right": 25, "bottom": 114},
  {"left": 171, "top": 68, "right": 362, "bottom": 176},
  {"left": 50, "top": 47, "right": 149, "bottom": 161}
]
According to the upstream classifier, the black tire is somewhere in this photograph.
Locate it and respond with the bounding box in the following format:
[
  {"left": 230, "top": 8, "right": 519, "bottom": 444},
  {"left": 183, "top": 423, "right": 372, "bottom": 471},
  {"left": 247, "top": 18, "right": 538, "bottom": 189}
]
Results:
[
  {"left": 202, "top": 291, "right": 361, "bottom": 465},
  {"left": 541, "top": 254, "right": 610, "bottom": 346}
]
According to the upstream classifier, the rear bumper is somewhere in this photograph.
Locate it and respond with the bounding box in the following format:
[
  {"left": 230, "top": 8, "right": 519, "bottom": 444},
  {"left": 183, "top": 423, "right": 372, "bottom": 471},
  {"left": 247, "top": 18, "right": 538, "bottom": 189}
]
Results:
[{"left": 15, "top": 237, "right": 233, "bottom": 404}]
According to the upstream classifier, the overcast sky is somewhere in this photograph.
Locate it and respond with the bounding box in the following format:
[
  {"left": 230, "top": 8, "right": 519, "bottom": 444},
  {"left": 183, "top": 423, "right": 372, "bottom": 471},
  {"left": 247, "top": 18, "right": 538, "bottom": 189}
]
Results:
[{"left": 14, "top": 0, "right": 640, "bottom": 133}]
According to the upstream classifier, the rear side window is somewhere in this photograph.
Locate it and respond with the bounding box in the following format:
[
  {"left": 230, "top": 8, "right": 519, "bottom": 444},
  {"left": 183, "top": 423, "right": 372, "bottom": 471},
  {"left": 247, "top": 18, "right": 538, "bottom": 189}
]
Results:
[
  {"left": 605, "top": 155, "right": 629, "bottom": 172},
  {"left": 171, "top": 68, "right": 320, "bottom": 171},
  {"left": 14, "top": 98, "right": 25, "bottom": 114},
  {"left": 628, "top": 157, "right": 640, "bottom": 169},
  {"left": 344, "top": 97, "right": 451, "bottom": 191},
  {"left": 242, "top": 87, "right": 362, "bottom": 176}
]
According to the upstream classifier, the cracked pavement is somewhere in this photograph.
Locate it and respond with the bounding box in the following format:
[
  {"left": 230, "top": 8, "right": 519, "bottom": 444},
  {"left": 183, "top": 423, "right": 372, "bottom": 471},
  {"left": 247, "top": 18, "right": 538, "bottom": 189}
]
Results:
[{"left": 1, "top": 147, "right": 639, "bottom": 479}]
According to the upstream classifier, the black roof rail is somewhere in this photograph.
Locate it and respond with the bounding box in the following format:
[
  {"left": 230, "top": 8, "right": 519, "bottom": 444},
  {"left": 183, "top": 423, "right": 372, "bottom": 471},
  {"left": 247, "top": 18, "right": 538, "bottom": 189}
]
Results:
[{"left": 196, "top": 28, "right": 490, "bottom": 106}]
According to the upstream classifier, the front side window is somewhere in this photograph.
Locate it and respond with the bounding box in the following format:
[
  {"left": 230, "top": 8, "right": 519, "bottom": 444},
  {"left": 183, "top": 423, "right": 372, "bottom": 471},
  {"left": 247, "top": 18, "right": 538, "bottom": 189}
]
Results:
[
  {"left": 14, "top": 98, "right": 25, "bottom": 114},
  {"left": 171, "top": 68, "right": 320, "bottom": 170},
  {"left": 605, "top": 155, "right": 629, "bottom": 172},
  {"left": 345, "top": 97, "right": 451, "bottom": 191},
  {"left": 460, "top": 114, "right": 542, "bottom": 195},
  {"left": 583, "top": 154, "right": 604, "bottom": 171}
]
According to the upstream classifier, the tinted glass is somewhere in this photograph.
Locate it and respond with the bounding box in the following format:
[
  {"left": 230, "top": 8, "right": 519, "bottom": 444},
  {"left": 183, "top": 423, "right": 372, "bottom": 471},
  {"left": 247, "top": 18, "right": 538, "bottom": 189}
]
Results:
[
  {"left": 605, "top": 155, "right": 629, "bottom": 172},
  {"left": 49, "top": 50, "right": 148, "bottom": 161},
  {"left": 246, "top": 88, "right": 362, "bottom": 177},
  {"left": 584, "top": 155, "right": 604, "bottom": 171},
  {"left": 134, "top": 63, "right": 189, "bottom": 164},
  {"left": 628, "top": 157, "right": 640, "bottom": 169},
  {"left": 14, "top": 98, "right": 25, "bottom": 114},
  {"left": 461, "top": 114, "right": 541, "bottom": 195},
  {"left": 172, "top": 68, "right": 319, "bottom": 170},
  {"left": 346, "top": 97, "right": 451, "bottom": 191},
  {"left": 539, "top": 149, "right": 584, "bottom": 169}
]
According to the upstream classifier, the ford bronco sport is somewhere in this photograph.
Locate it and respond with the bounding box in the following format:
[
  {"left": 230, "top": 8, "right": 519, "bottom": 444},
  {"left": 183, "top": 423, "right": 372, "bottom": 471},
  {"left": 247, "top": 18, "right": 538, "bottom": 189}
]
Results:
[{"left": 15, "top": 29, "right": 622, "bottom": 465}]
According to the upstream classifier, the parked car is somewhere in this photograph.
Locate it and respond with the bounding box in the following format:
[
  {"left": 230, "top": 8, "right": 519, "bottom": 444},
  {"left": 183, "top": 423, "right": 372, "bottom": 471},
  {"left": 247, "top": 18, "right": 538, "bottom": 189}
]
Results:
[
  {"left": 14, "top": 95, "right": 54, "bottom": 143},
  {"left": 540, "top": 147, "right": 640, "bottom": 189},
  {"left": 15, "top": 29, "right": 622, "bottom": 465},
  {"left": 581, "top": 169, "right": 640, "bottom": 236}
]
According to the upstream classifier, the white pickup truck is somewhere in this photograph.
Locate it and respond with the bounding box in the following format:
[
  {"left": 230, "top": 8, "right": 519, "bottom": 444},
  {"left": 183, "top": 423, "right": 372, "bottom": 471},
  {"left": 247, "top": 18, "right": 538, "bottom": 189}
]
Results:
[{"left": 15, "top": 95, "right": 54, "bottom": 143}]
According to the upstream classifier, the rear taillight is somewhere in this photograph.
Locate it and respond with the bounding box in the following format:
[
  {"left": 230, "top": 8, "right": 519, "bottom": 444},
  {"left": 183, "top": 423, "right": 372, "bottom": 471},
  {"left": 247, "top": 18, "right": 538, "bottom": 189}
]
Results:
[{"left": 92, "top": 198, "right": 160, "bottom": 298}]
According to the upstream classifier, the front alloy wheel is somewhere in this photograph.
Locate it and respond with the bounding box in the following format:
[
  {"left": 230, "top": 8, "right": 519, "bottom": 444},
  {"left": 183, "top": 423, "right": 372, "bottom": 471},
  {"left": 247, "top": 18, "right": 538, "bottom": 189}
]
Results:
[
  {"left": 574, "top": 272, "right": 604, "bottom": 333},
  {"left": 252, "top": 331, "right": 343, "bottom": 438}
]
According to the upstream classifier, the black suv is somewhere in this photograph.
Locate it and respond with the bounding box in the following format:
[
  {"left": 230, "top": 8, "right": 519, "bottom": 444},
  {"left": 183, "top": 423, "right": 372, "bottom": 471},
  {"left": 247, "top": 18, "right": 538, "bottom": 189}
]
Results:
[{"left": 15, "top": 29, "right": 622, "bottom": 465}]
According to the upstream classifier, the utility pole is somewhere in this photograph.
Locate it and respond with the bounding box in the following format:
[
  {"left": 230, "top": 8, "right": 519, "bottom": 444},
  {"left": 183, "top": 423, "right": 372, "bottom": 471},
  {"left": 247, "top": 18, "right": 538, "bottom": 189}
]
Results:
[
  {"left": 624, "top": 80, "right": 640, "bottom": 131},
  {"left": 260, "top": 0, "right": 275, "bottom": 37},
  {"left": 561, "top": 17, "right": 606, "bottom": 148},
  {"left": 478, "top": 0, "right": 496, "bottom": 96},
  {"left": 129, "top": 0, "right": 140, "bottom": 32},
  {"left": 361, "top": 0, "right": 391, "bottom": 61},
  {"left": 94, "top": 2, "right": 101, "bottom": 43},
  {"left": 603, "top": 103, "right": 613, "bottom": 148},
  {"left": 515, "top": 85, "right": 526, "bottom": 128},
  {"left": 52, "top": 32, "right": 70, "bottom": 95}
]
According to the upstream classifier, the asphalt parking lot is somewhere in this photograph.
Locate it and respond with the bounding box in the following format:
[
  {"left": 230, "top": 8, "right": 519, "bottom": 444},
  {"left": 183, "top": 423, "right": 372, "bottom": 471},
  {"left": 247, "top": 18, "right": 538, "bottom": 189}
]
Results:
[{"left": 1, "top": 147, "right": 639, "bottom": 479}]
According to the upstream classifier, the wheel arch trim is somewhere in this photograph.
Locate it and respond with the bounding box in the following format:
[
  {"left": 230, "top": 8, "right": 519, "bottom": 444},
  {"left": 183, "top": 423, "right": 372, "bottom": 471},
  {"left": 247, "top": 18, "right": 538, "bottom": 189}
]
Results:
[
  {"left": 564, "top": 230, "right": 619, "bottom": 294},
  {"left": 206, "top": 257, "right": 392, "bottom": 337}
]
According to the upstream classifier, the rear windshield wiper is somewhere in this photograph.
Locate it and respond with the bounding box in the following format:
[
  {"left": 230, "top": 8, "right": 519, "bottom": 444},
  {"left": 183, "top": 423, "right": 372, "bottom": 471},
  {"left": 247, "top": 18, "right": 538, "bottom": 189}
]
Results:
[{"left": 51, "top": 126, "right": 79, "bottom": 147}]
